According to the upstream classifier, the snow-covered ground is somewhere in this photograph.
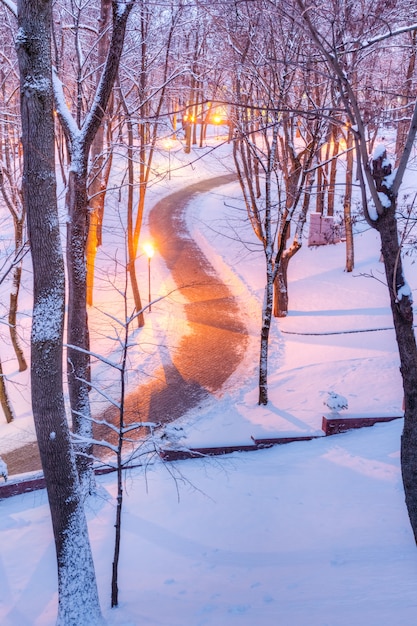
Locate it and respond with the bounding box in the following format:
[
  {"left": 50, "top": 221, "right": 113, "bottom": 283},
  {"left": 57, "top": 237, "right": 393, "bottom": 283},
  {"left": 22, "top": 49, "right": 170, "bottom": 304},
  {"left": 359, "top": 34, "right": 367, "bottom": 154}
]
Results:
[{"left": 1, "top": 136, "right": 417, "bottom": 625}]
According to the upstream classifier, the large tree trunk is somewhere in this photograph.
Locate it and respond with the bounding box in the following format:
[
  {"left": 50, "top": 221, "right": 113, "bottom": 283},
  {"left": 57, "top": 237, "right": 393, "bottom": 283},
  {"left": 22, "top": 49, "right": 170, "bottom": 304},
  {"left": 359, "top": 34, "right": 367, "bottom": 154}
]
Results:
[
  {"left": 66, "top": 165, "right": 94, "bottom": 492},
  {"left": 377, "top": 209, "right": 417, "bottom": 542},
  {"left": 273, "top": 258, "right": 289, "bottom": 318},
  {"left": 16, "top": 1, "right": 103, "bottom": 622},
  {"left": 273, "top": 244, "right": 302, "bottom": 318}
]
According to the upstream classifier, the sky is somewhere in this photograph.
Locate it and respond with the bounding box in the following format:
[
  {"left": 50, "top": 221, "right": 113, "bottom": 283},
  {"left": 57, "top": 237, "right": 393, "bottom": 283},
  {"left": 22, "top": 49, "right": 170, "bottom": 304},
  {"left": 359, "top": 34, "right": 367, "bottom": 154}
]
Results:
[{"left": 1, "top": 134, "right": 417, "bottom": 625}]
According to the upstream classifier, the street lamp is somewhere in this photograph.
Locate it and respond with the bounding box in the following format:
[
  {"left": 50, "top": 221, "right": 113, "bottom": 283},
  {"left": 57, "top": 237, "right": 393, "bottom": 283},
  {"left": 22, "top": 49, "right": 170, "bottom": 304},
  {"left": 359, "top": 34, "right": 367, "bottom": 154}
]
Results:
[
  {"left": 143, "top": 242, "right": 155, "bottom": 312},
  {"left": 212, "top": 114, "right": 222, "bottom": 139}
]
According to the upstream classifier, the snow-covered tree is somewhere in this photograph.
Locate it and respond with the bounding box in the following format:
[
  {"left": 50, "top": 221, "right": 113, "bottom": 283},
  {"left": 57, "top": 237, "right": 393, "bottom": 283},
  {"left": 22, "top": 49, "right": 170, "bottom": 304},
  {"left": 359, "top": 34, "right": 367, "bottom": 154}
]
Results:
[
  {"left": 296, "top": 0, "right": 417, "bottom": 543},
  {"left": 14, "top": 0, "right": 104, "bottom": 622},
  {"left": 53, "top": 0, "right": 136, "bottom": 490},
  {"left": 223, "top": 1, "right": 324, "bottom": 404},
  {"left": 0, "top": 11, "right": 27, "bottom": 377}
]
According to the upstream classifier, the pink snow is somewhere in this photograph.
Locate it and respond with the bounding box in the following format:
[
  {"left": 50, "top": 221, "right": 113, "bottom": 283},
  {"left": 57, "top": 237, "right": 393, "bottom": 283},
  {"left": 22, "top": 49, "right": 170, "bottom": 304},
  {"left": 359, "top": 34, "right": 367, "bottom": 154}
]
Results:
[{"left": 0, "top": 135, "right": 415, "bottom": 625}]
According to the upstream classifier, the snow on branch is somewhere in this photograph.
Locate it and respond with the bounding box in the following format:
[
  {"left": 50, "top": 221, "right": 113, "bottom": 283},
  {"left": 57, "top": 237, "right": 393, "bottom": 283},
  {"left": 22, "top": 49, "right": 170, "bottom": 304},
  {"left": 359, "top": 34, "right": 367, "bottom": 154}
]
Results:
[
  {"left": 357, "top": 23, "right": 417, "bottom": 51},
  {"left": 71, "top": 432, "right": 119, "bottom": 454},
  {"left": 72, "top": 378, "right": 122, "bottom": 409},
  {"left": 0, "top": 0, "right": 17, "bottom": 18},
  {"left": 66, "top": 343, "right": 123, "bottom": 371},
  {"left": 122, "top": 421, "right": 157, "bottom": 435},
  {"left": 81, "top": 0, "right": 136, "bottom": 149},
  {"left": 70, "top": 410, "right": 122, "bottom": 437},
  {"left": 52, "top": 70, "right": 79, "bottom": 140}
]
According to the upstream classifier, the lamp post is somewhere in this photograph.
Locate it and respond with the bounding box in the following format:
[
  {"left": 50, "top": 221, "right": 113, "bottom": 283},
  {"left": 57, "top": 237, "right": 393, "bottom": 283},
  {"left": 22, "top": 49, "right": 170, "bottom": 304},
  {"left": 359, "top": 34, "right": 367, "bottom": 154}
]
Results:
[
  {"left": 143, "top": 242, "right": 154, "bottom": 312},
  {"left": 213, "top": 115, "right": 222, "bottom": 140}
]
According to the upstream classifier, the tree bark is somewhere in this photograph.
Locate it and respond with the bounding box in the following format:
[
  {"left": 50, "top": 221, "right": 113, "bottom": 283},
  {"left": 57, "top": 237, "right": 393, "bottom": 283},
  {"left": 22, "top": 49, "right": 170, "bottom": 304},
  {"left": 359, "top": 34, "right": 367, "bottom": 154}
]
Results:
[
  {"left": 16, "top": 1, "right": 103, "bottom": 622},
  {"left": 274, "top": 255, "right": 290, "bottom": 319},
  {"left": 327, "top": 124, "right": 339, "bottom": 217},
  {"left": 376, "top": 208, "right": 417, "bottom": 543},
  {"left": 66, "top": 164, "right": 94, "bottom": 490},
  {"left": 0, "top": 357, "right": 15, "bottom": 423},
  {"left": 259, "top": 253, "right": 274, "bottom": 406},
  {"left": 344, "top": 129, "right": 354, "bottom": 272},
  {"left": 273, "top": 244, "right": 302, "bottom": 318},
  {"left": 124, "top": 103, "right": 145, "bottom": 327}
]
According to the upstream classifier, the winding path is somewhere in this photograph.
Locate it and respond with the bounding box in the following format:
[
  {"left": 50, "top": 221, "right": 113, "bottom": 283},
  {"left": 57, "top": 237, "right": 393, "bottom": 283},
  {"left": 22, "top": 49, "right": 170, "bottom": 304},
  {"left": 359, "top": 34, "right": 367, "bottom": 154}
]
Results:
[{"left": 3, "top": 174, "right": 249, "bottom": 477}]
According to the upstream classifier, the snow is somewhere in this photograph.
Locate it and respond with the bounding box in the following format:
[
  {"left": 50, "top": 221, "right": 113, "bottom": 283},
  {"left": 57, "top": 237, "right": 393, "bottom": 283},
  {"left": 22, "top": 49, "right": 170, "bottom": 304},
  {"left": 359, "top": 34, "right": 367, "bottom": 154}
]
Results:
[
  {"left": 52, "top": 71, "right": 80, "bottom": 140},
  {"left": 32, "top": 287, "right": 64, "bottom": 343},
  {"left": 115, "top": 2, "right": 127, "bottom": 19},
  {"left": 372, "top": 143, "right": 387, "bottom": 160},
  {"left": 56, "top": 506, "right": 105, "bottom": 626},
  {"left": 323, "top": 391, "right": 348, "bottom": 413},
  {"left": 2, "top": 0, "right": 16, "bottom": 18},
  {"left": 397, "top": 281, "right": 412, "bottom": 302},
  {"left": 0, "top": 456, "right": 7, "bottom": 480},
  {"left": 377, "top": 190, "right": 391, "bottom": 208},
  {"left": 1, "top": 135, "right": 416, "bottom": 625},
  {"left": 22, "top": 76, "right": 52, "bottom": 96}
]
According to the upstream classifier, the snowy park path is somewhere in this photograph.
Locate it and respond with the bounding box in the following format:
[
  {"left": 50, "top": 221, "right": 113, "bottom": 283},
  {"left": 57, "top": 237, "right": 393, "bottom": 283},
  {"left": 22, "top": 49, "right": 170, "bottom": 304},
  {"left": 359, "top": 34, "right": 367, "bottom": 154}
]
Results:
[
  {"left": 92, "top": 174, "right": 249, "bottom": 452},
  {"left": 3, "top": 174, "right": 249, "bottom": 477}
]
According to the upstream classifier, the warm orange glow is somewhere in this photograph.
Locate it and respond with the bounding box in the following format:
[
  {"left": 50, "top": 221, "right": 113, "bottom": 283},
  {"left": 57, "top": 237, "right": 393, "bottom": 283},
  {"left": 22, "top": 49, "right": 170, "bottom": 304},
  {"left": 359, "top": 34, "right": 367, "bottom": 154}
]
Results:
[
  {"left": 210, "top": 104, "right": 228, "bottom": 126},
  {"left": 143, "top": 242, "right": 155, "bottom": 258},
  {"left": 339, "top": 137, "right": 347, "bottom": 152}
]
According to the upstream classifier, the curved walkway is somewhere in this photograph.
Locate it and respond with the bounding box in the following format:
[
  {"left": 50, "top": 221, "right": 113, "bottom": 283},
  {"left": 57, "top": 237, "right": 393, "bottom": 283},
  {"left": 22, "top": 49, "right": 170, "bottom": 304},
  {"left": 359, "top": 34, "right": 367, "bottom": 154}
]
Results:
[{"left": 3, "top": 174, "right": 249, "bottom": 477}]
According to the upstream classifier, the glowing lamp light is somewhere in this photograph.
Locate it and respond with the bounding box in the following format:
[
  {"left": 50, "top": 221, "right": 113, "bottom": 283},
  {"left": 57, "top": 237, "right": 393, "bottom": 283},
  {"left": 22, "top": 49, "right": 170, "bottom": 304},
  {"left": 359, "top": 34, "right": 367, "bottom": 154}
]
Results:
[{"left": 143, "top": 242, "right": 155, "bottom": 259}]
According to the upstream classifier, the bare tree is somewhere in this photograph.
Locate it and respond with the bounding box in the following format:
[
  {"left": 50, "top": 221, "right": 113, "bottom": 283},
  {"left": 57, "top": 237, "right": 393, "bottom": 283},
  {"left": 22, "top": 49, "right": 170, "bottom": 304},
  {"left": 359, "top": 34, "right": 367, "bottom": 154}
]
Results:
[
  {"left": 53, "top": 0, "right": 136, "bottom": 490},
  {"left": 118, "top": 0, "right": 185, "bottom": 325},
  {"left": 0, "top": 15, "right": 27, "bottom": 372},
  {"left": 395, "top": 30, "right": 417, "bottom": 166},
  {"left": 226, "top": 1, "right": 324, "bottom": 403},
  {"left": 296, "top": 0, "right": 417, "bottom": 542},
  {"left": 85, "top": 0, "right": 114, "bottom": 307},
  {"left": 14, "top": 0, "right": 104, "bottom": 622}
]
